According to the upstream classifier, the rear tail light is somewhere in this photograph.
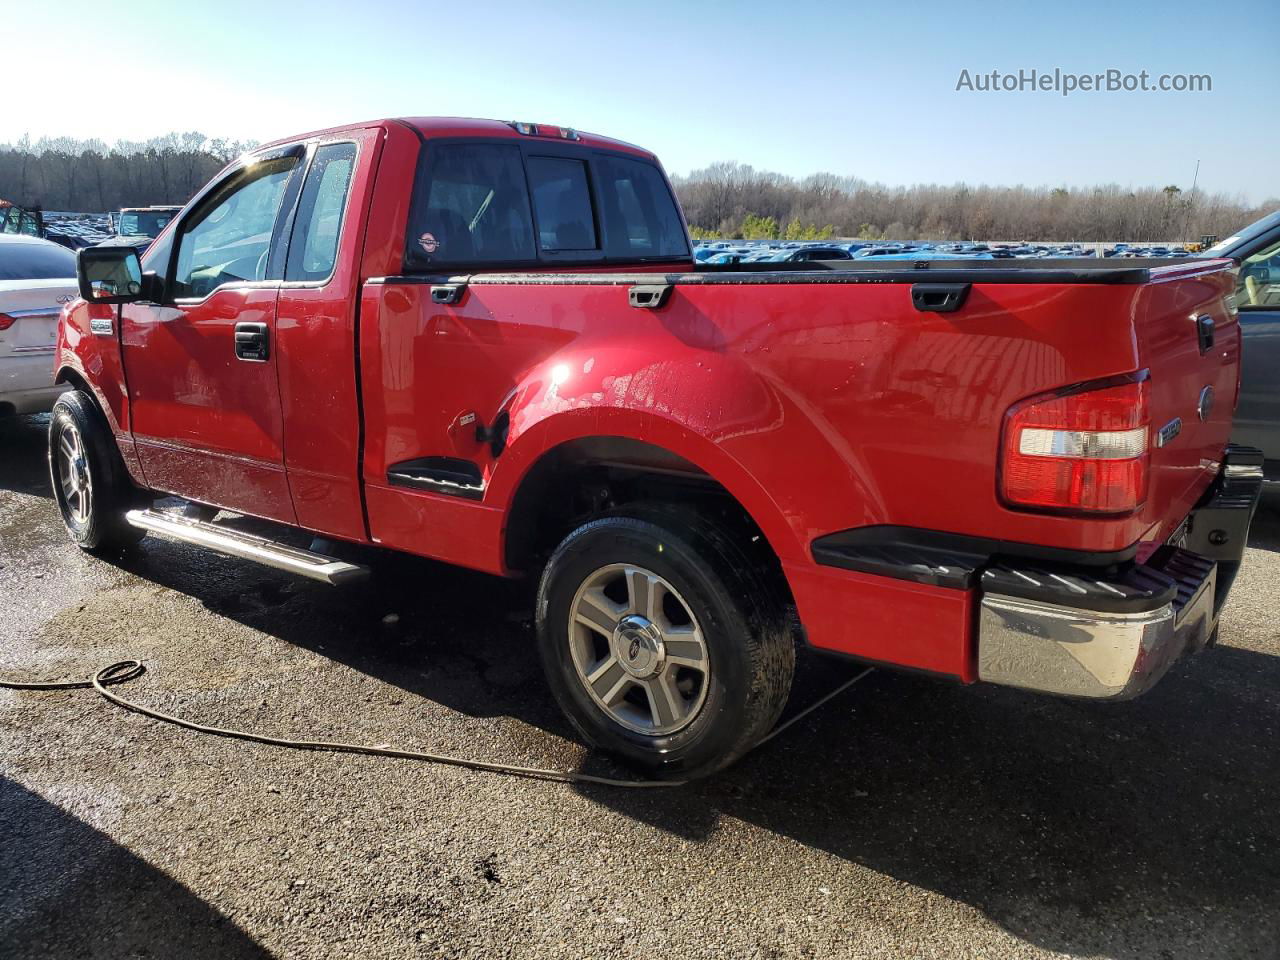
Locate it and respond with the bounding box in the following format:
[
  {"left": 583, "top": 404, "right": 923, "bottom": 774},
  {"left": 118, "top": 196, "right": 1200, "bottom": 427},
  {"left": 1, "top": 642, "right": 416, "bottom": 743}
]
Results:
[
  {"left": 0, "top": 313, "right": 15, "bottom": 331},
  {"left": 1001, "top": 375, "right": 1150, "bottom": 515}
]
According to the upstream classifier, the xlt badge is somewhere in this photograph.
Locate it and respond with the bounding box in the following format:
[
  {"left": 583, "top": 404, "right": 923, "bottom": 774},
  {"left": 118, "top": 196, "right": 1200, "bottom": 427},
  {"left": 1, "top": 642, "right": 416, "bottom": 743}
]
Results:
[{"left": 1156, "top": 418, "right": 1182, "bottom": 447}]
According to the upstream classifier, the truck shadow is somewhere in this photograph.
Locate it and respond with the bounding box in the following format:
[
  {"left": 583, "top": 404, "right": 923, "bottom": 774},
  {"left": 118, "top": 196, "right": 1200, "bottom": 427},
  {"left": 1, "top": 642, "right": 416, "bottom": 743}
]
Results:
[
  {"left": 109, "top": 519, "right": 1280, "bottom": 959},
  {"left": 0, "top": 775, "right": 270, "bottom": 959}
]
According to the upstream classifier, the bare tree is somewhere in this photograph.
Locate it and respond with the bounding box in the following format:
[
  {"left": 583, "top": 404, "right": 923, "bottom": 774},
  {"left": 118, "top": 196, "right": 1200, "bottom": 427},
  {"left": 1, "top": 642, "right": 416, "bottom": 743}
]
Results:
[
  {"left": 672, "top": 162, "right": 1275, "bottom": 242},
  {"left": 0, "top": 132, "right": 258, "bottom": 211}
]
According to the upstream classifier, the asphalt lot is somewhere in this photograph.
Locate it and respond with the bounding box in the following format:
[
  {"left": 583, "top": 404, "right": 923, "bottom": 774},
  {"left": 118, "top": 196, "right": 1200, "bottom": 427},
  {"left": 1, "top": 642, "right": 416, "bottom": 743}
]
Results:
[{"left": 1, "top": 411, "right": 1278, "bottom": 960}]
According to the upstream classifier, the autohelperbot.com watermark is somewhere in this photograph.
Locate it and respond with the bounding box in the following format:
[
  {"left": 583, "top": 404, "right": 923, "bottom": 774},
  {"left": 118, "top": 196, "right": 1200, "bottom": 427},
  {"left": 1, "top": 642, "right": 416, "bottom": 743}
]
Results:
[{"left": 955, "top": 68, "right": 1212, "bottom": 96}]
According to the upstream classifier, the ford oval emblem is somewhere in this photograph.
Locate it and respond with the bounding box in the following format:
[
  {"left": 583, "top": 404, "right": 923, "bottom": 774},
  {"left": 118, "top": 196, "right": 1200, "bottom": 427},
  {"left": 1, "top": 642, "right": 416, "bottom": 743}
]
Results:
[{"left": 1197, "top": 385, "right": 1215, "bottom": 422}]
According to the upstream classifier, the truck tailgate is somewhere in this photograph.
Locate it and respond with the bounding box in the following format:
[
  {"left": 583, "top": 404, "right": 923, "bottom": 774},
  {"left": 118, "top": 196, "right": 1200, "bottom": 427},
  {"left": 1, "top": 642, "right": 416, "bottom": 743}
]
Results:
[{"left": 1135, "top": 260, "right": 1240, "bottom": 543}]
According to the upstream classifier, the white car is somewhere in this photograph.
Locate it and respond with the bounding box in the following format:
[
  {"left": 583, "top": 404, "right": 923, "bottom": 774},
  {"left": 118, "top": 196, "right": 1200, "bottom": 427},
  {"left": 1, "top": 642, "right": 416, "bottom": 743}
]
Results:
[{"left": 0, "top": 234, "right": 78, "bottom": 417}]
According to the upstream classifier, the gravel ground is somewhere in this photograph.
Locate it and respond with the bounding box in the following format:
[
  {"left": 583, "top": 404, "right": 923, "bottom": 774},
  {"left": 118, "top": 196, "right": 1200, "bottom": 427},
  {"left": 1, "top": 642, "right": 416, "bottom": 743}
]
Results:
[{"left": 1, "top": 411, "right": 1278, "bottom": 960}]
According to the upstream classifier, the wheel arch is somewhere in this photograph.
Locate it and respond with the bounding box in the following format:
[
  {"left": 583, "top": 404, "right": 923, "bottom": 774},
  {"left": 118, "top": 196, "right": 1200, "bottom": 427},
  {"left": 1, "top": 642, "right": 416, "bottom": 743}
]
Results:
[
  {"left": 55, "top": 364, "right": 117, "bottom": 432},
  {"left": 494, "top": 411, "right": 804, "bottom": 594}
]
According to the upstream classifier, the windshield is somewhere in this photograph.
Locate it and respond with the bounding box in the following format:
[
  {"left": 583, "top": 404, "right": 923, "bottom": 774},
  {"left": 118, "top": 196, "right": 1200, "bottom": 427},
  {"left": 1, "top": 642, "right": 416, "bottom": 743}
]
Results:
[
  {"left": 1205, "top": 209, "right": 1280, "bottom": 256},
  {"left": 117, "top": 211, "right": 174, "bottom": 238}
]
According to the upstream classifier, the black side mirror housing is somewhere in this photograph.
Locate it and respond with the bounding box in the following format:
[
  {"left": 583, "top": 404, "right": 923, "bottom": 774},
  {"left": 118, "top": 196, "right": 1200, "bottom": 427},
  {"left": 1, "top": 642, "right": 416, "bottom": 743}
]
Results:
[{"left": 77, "top": 246, "right": 143, "bottom": 304}]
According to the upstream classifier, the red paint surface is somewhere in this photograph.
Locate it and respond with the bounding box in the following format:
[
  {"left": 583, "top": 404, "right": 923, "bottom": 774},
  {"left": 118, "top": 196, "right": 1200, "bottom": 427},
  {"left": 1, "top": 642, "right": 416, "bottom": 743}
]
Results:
[{"left": 57, "top": 118, "right": 1242, "bottom": 681}]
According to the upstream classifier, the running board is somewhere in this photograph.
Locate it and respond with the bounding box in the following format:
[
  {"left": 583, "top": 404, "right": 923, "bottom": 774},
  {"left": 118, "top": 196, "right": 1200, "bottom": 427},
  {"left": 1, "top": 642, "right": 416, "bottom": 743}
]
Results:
[{"left": 125, "top": 509, "right": 370, "bottom": 585}]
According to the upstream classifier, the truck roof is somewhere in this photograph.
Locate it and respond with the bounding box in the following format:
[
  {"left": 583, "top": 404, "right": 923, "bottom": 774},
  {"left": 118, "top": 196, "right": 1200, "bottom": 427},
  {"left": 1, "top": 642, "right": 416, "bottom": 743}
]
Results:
[{"left": 256, "top": 117, "right": 654, "bottom": 160}]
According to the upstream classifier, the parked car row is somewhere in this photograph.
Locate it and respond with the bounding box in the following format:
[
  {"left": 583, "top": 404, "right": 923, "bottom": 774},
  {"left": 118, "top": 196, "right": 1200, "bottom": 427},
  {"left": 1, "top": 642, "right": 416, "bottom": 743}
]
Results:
[
  {"left": 694, "top": 239, "right": 1198, "bottom": 263},
  {"left": 1, "top": 206, "right": 180, "bottom": 253}
]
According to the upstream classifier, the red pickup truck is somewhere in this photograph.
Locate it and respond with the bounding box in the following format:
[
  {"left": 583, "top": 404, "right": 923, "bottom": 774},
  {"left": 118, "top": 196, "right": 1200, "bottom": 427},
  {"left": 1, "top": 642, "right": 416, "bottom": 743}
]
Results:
[{"left": 57, "top": 118, "right": 1263, "bottom": 779}]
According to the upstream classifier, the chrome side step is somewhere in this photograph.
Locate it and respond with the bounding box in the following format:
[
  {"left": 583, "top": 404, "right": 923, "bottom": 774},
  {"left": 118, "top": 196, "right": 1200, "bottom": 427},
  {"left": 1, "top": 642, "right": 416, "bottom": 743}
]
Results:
[{"left": 125, "top": 509, "right": 370, "bottom": 585}]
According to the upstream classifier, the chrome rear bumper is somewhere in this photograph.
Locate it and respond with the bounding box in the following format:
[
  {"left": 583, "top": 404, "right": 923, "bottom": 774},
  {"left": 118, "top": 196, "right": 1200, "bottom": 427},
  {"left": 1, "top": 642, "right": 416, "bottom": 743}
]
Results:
[
  {"left": 979, "top": 557, "right": 1216, "bottom": 699},
  {"left": 978, "top": 446, "right": 1262, "bottom": 700}
]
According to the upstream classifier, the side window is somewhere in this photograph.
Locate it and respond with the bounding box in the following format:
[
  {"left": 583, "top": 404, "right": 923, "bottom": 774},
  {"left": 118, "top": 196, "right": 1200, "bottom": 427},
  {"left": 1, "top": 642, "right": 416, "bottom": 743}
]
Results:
[
  {"left": 594, "top": 156, "right": 688, "bottom": 259},
  {"left": 1238, "top": 238, "right": 1280, "bottom": 309},
  {"left": 527, "top": 157, "right": 597, "bottom": 252},
  {"left": 172, "top": 156, "right": 296, "bottom": 299},
  {"left": 286, "top": 142, "right": 357, "bottom": 282},
  {"left": 405, "top": 143, "right": 535, "bottom": 269}
]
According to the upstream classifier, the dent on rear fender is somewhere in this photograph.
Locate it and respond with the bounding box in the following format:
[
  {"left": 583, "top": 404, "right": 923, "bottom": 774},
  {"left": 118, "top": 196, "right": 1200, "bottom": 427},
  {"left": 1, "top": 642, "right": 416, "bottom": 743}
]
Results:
[{"left": 491, "top": 348, "right": 886, "bottom": 564}]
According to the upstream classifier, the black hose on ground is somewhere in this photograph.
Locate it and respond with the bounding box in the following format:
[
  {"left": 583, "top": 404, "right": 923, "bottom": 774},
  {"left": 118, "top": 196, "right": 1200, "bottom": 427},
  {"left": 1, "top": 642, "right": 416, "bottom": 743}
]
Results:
[{"left": 0, "top": 660, "right": 872, "bottom": 789}]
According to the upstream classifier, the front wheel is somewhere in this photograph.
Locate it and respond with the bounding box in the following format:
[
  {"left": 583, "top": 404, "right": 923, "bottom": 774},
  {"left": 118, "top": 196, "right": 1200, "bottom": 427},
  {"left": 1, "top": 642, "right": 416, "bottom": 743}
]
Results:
[
  {"left": 536, "top": 510, "right": 795, "bottom": 780},
  {"left": 49, "top": 391, "right": 147, "bottom": 553}
]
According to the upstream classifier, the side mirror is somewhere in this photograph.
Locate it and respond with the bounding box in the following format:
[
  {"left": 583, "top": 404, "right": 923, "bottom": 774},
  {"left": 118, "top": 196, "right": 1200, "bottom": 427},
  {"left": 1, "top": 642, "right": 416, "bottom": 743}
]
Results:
[{"left": 77, "top": 246, "right": 143, "bottom": 304}]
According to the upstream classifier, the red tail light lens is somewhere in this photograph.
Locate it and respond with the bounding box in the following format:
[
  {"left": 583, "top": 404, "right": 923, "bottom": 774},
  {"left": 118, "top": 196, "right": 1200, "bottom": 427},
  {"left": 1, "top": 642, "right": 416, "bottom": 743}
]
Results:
[
  {"left": 1001, "top": 377, "right": 1150, "bottom": 514},
  {"left": 0, "top": 313, "right": 15, "bottom": 331}
]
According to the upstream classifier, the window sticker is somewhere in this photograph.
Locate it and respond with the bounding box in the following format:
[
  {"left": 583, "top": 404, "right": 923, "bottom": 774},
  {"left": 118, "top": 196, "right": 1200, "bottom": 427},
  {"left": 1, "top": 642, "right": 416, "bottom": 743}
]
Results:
[{"left": 419, "top": 232, "right": 439, "bottom": 255}]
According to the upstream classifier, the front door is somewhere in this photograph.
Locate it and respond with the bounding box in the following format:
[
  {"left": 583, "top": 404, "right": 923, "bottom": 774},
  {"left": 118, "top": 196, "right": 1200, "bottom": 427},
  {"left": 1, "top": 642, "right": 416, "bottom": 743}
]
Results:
[{"left": 121, "top": 149, "right": 304, "bottom": 523}]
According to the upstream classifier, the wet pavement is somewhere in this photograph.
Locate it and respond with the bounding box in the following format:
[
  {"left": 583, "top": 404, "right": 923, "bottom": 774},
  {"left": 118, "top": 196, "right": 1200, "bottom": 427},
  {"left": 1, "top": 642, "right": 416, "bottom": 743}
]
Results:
[{"left": 2, "top": 410, "right": 1278, "bottom": 959}]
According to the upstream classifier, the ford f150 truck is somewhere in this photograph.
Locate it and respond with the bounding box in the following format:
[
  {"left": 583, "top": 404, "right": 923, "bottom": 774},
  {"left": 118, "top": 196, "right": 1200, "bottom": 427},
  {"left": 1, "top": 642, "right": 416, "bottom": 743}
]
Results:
[{"left": 57, "top": 118, "right": 1263, "bottom": 779}]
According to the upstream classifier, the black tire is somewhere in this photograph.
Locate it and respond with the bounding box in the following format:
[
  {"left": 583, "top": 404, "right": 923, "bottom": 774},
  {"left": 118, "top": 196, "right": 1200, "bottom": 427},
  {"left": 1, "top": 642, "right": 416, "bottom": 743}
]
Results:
[
  {"left": 48, "top": 390, "right": 147, "bottom": 553},
  {"left": 536, "top": 506, "right": 795, "bottom": 780}
]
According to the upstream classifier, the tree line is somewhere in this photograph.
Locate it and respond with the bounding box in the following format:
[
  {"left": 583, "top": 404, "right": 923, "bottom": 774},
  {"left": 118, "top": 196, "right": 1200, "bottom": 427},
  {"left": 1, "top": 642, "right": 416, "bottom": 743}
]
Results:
[
  {"left": 672, "top": 161, "right": 1277, "bottom": 242},
  {"left": 4, "top": 136, "right": 1274, "bottom": 241},
  {"left": 0, "top": 134, "right": 258, "bottom": 213}
]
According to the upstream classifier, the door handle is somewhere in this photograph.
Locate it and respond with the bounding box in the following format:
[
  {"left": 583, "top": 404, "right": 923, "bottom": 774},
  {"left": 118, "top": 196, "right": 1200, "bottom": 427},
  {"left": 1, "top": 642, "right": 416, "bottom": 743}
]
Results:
[
  {"left": 911, "top": 283, "right": 970, "bottom": 313},
  {"left": 1195, "top": 314, "right": 1214, "bottom": 355},
  {"left": 234, "top": 322, "right": 270, "bottom": 362}
]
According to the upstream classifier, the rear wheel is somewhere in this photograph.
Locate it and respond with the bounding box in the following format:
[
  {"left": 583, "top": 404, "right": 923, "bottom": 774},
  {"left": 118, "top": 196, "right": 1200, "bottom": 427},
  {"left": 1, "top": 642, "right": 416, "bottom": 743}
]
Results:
[
  {"left": 536, "top": 508, "right": 794, "bottom": 780},
  {"left": 48, "top": 391, "right": 147, "bottom": 553}
]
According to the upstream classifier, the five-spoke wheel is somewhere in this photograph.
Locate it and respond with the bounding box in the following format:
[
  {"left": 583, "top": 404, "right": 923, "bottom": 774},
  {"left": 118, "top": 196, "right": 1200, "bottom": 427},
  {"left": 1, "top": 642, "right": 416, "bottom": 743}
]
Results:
[
  {"left": 54, "top": 421, "right": 92, "bottom": 526},
  {"left": 569, "top": 563, "right": 710, "bottom": 736}
]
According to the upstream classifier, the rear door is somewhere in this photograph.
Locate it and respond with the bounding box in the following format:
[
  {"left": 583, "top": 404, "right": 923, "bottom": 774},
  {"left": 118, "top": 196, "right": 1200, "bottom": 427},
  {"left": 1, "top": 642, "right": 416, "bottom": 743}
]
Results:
[
  {"left": 273, "top": 129, "right": 382, "bottom": 540},
  {"left": 120, "top": 147, "right": 305, "bottom": 522}
]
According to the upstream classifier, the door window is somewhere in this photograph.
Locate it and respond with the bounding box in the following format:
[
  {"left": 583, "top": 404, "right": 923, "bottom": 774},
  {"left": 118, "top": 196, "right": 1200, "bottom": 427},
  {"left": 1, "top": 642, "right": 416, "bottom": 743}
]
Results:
[
  {"left": 286, "top": 142, "right": 357, "bottom": 283},
  {"left": 1237, "top": 238, "right": 1280, "bottom": 309},
  {"left": 527, "top": 157, "right": 597, "bottom": 252},
  {"left": 172, "top": 156, "right": 297, "bottom": 299}
]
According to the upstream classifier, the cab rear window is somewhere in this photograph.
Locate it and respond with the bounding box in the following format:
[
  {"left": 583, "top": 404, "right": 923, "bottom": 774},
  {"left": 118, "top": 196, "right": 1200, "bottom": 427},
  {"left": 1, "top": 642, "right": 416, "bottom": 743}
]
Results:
[
  {"left": 404, "top": 141, "right": 688, "bottom": 272},
  {"left": 594, "top": 155, "right": 689, "bottom": 259},
  {"left": 527, "top": 157, "right": 597, "bottom": 252}
]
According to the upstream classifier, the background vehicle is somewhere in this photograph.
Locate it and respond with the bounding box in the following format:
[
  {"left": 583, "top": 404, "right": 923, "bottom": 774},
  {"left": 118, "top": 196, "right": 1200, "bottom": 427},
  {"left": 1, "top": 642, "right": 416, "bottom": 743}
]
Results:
[
  {"left": 0, "top": 234, "right": 76, "bottom": 417},
  {"left": 1, "top": 200, "right": 43, "bottom": 237},
  {"left": 1203, "top": 211, "right": 1280, "bottom": 486},
  {"left": 55, "top": 118, "right": 1261, "bottom": 779},
  {"left": 98, "top": 205, "right": 182, "bottom": 254}
]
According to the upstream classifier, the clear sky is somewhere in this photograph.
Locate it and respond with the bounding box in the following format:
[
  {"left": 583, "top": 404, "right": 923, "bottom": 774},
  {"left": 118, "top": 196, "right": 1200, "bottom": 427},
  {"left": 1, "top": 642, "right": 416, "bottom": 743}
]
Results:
[{"left": 9, "top": 0, "right": 1278, "bottom": 201}]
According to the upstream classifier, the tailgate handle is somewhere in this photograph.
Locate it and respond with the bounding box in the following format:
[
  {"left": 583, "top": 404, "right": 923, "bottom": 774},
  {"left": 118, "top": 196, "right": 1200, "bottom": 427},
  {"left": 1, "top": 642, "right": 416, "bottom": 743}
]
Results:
[
  {"left": 629, "top": 284, "right": 672, "bottom": 310},
  {"left": 430, "top": 283, "right": 466, "bottom": 305},
  {"left": 911, "top": 282, "right": 970, "bottom": 313},
  {"left": 1196, "top": 314, "right": 1215, "bottom": 354},
  {"left": 233, "top": 322, "right": 269, "bottom": 362}
]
